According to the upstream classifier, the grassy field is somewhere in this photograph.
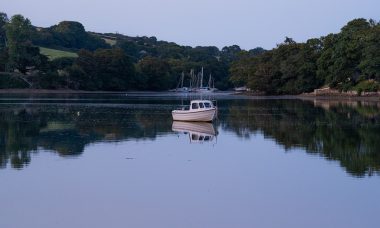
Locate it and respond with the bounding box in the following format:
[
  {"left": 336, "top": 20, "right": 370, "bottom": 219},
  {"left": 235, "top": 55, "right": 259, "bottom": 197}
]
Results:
[
  {"left": 39, "top": 47, "right": 78, "bottom": 60},
  {"left": 103, "top": 38, "right": 117, "bottom": 46}
]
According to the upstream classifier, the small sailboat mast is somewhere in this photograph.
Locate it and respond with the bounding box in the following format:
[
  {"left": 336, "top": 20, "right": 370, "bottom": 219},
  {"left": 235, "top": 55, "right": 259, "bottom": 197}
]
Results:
[
  {"left": 200, "top": 67, "right": 204, "bottom": 88},
  {"left": 181, "top": 72, "right": 184, "bottom": 88}
]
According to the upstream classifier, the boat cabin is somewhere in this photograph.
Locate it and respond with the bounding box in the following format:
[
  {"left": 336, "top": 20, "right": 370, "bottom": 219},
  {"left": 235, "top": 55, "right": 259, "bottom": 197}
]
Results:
[
  {"left": 190, "top": 133, "right": 215, "bottom": 143},
  {"left": 189, "top": 100, "right": 214, "bottom": 110}
]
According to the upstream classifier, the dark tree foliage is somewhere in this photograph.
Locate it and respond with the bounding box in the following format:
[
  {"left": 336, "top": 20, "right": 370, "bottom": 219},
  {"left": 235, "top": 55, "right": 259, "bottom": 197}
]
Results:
[
  {"left": 185, "top": 46, "right": 220, "bottom": 62},
  {"left": 221, "top": 45, "right": 242, "bottom": 63},
  {"left": 0, "top": 12, "right": 8, "bottom": 48},
  {"left": 0, "top": 12, "right": 9, "bottom": 71},
  {"left": 231, "top": 38, "right": 323, "bottom": 94},
  {"left": 33, "top": 21, "right": 109, "bottom": 51},
  {"left": 1, "top": 11, "right": 378, "bottom": 93},
  {"left": 137, "top": 56, "right": 173, "bottom": 91},
  {"left": 116, "top": 40, "right": 140, "bottom": 61},
  {"left": 67, "top": 48, "right": 135, "bottom": 90},
  {"left": 248, "top": 47, "right": 266, "bottom": 56},
  {"left": 5, "top": 15, "right": 47, "bottom": 74},
  {"left": 359, "top": 22, "right": 380, "bottom": 81},
  {"left": 317, "top": 19, "right": 371, "bottom": 89},
  {"left": 231, "top": 18, "right": 380, "bottom": 94},
  {"left": 50, "top": 57, "right": 76, "bottom": 70},
  {"left": 315, "top": 18, "right": 380, "bottom": 92},
  {"left": 115, "top": 35, "right": 237, "bottom": 90}
]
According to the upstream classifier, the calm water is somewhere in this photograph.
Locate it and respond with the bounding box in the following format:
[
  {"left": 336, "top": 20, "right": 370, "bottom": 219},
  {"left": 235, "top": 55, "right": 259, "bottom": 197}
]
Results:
[{"left": 0, "top": 93, "right": 379, "bottom": 228}]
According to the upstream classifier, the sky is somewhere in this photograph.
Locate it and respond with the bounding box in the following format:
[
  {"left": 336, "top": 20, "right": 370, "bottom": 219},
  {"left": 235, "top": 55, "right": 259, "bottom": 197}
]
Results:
[{"left": 2, "top": 0, "right": 379, "bottom": 50}]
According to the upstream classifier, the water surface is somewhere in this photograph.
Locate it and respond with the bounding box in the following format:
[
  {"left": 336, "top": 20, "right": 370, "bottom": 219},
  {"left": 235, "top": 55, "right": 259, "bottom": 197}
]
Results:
[{"left": 0, "top": 93, "right": 379, "bottom": 228}]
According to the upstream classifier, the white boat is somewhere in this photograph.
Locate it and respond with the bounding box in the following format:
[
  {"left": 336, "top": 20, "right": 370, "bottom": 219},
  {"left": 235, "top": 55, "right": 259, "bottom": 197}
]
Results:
[
  {"left": 172, "top": 100, "right": 217, "bottom": 122},
  {"left": 196, "top": 87, "right": 217, "bottom": 93},
  {"left": 172, "top": 121, "right": 217, "bottom": 144},
  {"left": 234, "top": 86, "right": 248, "bottom": 92}
]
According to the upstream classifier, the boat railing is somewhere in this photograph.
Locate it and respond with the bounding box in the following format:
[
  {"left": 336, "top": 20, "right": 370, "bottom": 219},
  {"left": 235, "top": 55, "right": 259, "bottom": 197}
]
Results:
[{"left": 175, "top": 105, "right": 190, "bottom": 111}]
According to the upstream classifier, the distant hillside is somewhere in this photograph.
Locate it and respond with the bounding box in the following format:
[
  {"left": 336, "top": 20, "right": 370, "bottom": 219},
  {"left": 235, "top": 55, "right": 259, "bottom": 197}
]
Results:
[
  {"left": 32, "top": 21, "right": 110, "bottom": 51},
  {"left": 4, "top": 12, "right": 377, "bottom": 95},
  {"left": 29, "top": 21, "right": 265, "bottom": 90}
]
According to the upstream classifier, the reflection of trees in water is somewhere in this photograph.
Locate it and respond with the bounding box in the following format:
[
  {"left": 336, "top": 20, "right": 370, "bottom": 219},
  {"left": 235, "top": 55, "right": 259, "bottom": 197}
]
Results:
[
  {"left": 221, "top": 99, "right": 380, "bottom": 177},
  {"left": 1, "top": 99, "right": 379, "bottom": 177},
  {"left": 0, "top": 106, "right": 172, "bottom": 169}
]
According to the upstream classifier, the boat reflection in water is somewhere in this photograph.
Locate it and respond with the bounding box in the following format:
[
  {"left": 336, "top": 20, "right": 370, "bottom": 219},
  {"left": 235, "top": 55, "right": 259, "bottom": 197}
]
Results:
[{"left": 172, "top": 121, "right": 217, "bottom": 144}]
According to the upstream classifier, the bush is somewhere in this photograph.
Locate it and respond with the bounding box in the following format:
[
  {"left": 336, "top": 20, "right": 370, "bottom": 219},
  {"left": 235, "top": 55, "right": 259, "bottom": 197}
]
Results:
[
  {"left": 354, "top": 80, "right": 380, "bottom": 93},
  {"left": 0, "top": 73, "right": 29, "bottom": 88}
]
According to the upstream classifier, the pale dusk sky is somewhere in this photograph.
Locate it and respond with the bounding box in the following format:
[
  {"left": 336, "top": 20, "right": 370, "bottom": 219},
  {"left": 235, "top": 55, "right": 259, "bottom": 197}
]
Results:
[{"left": 2, "top": 0, "right": 379, "bottom": 49}]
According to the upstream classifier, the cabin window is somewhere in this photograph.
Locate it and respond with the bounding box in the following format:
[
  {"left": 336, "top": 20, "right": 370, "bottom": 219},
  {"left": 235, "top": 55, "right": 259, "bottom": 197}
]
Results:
[
  {"left": 192, "top": 103, "right": 199, "bottom": 109},
  {"left": 204, "top": 103, "right": 211, "bottom": 108},
  {"left": 199, "top": 103, "right": 204, "bottom": 108}
]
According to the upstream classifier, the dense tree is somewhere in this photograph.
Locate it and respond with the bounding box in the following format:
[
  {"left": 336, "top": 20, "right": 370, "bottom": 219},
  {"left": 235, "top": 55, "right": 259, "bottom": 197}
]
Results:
[
  {"left": 317, "top": 19, "right": 372, "bottom": 90},
  {"left": 359, "top": 22, "right": 380, "bottom": 81},
  {"left": 137, "top": 56, "right": 173, "bottom": 91},
  {"left": 221, "top": 45, "right": 242, "bottom": 63},
  {"left": 0, "top": 11, "right": 378, "bottom": 93},
  {"left": 5, "top": 15, "right": 47, "bottom": 74},
  {"left": 116, "top": 40, "right": 140, "bottom": 61},
  {"left": 0, "top": 12, "right": 8, "bottom": 48},
  {"left": 249, "top": 47, "right": 266, "bottom": 56},
  {"left": 68, "top": 48, "right": 135, "bottom": 90},
  {"left": 33, "top": 21, "right": 109, "bottom": 51},
  {"left": 247, "top": 51, "right": 276, "bottom": 93},
  {"left": 0, "top": 12, "right": 8, "bottom": 71},
  {"left": 186, "top": 46, "right": 220, "bottom": 62},
  {"left": 273, "top": 38, "right": 322, "bottom": 94},
  {"left": 231, "top": 18, "right": 380, "bottom": 94},
  {"left": 231, "top": 38, "right": 323, "bottom": 94},
  {"left": 229, "top": 52, "right": 255, "bottom": 87}
]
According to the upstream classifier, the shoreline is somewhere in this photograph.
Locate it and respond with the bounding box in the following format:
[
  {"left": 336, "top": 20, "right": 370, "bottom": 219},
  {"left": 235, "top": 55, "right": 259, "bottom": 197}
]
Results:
[
  {"left": 0, "top": 89, "right": 127, "bottom": 94},
  {"left": 297, "top": 94, "right": 380, "bottom": 102},
  {"left": 235, "top": 91, "right": 380, "bottom": 101},
  {"left": 0, "top": 89, "right": 378, "bottom": 101}
]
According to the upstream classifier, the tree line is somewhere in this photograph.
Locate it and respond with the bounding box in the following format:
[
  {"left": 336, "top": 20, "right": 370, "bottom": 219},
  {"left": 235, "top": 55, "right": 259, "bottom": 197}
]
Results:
[
  {"left": 0, "top": 12, "right": 379, "bottom": 93},
  {"left": 0, "top": 12, "right": 261, "bottom": 91},
  {"left": 230, "top": 19, "right": 380, "bottom": 94}
]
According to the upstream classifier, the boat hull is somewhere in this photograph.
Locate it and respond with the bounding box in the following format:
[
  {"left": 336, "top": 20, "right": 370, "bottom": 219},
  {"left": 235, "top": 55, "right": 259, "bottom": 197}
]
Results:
[
  {"left": 172, "top": 108, "right": 216, "bottom": 122},
  {"left": 172, "top": 121, "right": 216, "bottom": 135}
]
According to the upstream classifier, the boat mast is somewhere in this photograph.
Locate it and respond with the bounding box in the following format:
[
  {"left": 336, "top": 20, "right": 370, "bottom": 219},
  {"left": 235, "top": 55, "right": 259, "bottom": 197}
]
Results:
[
  {"left": 200, "top": 67, "right": 204, "bottom": 88},
  {"left": 176, "top": 73, "right": 181, "bottom": 91},
  {"left": 181, "top": 72, "right": 184, "bottom": 88},
  {"left": 190, "top": 69, "right": 196, "bottom": 90},
  {"left": 196, "top": 71, "right": 200, "bottom": 89}
]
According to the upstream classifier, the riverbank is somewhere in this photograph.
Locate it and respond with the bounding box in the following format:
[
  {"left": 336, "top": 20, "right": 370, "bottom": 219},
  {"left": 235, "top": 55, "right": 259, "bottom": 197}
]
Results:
[
  {"left": 0, "top": 89, "right": 126, "bottom": 94},
  {"left": 0, "top": 89, "right": 379, "bottom": 101},
  {"left": 236, "top": 90, "right": 380, "bottom": 101}
]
